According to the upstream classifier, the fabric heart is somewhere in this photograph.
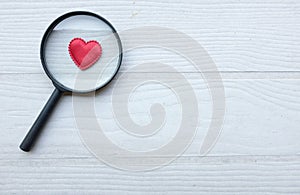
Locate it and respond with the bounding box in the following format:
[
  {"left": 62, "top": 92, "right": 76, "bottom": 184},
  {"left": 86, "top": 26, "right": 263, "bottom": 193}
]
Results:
[{"left": 68, "top": 38, "right": 102, "bottom": 70}]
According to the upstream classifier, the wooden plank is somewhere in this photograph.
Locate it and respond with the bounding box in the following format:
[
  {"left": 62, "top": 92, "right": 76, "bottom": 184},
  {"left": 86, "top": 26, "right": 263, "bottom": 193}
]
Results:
[
  {"left": 1, "top": 73, "right": 299, "bottom": 158},
  {"left": 0, "top": 156, "right": 300, "bottom": 194},
  {"left": 0, "top": 0, "right": 300, "bottom": 73}
]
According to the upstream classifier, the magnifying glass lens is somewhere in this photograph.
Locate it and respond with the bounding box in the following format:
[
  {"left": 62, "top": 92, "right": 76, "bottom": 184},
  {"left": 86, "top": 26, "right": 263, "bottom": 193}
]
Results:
[{"left": 44, "top": 14, "right": 121, "bottom": 92}]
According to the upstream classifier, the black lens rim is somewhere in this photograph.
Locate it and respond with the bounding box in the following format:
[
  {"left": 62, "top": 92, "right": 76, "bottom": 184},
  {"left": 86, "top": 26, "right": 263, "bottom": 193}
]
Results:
[{"left": 40, "top": 11, "right": 123, "bottom": 93}]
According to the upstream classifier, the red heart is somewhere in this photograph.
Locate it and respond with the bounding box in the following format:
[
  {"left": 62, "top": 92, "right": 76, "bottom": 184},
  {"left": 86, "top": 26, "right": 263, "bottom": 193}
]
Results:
[{"left": 68, "top": 38, "right": 102, "bottom": 70}]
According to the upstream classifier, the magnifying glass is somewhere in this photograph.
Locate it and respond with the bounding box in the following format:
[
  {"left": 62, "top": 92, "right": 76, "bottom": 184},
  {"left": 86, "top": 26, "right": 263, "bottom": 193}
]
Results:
[{"left": 19, "top": 11, "right": 123, "bottom": 152}]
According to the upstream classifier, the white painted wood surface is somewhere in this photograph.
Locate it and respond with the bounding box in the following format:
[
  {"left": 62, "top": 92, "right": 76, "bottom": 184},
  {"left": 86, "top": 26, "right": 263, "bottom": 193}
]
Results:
[{"left": 1, "top": 0, "right": 300, "bottom": 194}]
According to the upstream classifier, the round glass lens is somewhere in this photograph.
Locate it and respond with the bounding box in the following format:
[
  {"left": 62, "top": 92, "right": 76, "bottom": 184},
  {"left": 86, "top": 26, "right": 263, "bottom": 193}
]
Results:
[{"left": 43, "top": 14, "right": 122, "bottom": 92}]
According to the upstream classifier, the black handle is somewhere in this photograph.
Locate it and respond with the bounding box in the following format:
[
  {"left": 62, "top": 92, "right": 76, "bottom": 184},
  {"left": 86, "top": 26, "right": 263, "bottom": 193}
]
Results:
[{"left": 20, "top": 88, "right": 63, "bottom": 152}]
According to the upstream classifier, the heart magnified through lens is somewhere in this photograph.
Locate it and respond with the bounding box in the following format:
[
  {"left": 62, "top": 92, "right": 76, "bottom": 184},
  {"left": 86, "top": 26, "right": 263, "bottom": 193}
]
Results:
[{"left": 68, "top": 38, "right": 103, "bottom": 70}]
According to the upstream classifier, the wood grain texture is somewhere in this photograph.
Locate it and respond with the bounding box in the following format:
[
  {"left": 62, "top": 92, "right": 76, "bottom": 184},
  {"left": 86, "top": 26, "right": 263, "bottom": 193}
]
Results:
[{"left": 0, "top": 0, "right": 300, "bottom": 194}]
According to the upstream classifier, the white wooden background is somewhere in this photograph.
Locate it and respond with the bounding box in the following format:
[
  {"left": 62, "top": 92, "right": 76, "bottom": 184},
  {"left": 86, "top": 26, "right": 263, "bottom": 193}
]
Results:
[{"left": 1, "top": 0, "right": 300, "bottom": 194}]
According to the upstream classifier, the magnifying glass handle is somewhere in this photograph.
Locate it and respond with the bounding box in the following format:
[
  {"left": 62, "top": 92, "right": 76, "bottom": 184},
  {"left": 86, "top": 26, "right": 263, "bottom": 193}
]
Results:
[{"left": 20, "top": 88, "right": 63, "bottom": 152}]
